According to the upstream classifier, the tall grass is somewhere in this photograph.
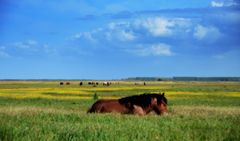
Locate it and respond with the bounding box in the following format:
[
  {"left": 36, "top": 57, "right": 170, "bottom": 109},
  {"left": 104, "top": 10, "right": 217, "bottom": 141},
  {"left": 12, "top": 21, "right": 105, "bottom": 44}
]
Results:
[
  {"left": 0, "top": 81, "right": 240, "bottom": 141},
  {"left": 0, "top": 107, "right": 239, "bottom": 141}
]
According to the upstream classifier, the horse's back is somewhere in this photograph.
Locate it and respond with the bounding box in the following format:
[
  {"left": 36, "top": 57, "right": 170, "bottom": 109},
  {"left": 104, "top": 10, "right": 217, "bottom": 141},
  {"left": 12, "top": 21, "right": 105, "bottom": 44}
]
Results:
[{"left": 87, "top": 99, "right": 129, "bottom": 113}]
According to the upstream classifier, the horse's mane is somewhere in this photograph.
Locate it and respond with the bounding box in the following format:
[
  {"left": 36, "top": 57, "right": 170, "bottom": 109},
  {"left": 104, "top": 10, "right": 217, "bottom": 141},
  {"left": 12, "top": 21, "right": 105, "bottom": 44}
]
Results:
[
  {"left": 148, "top": 93, "right": 167, "bottom": 105},
  {"left": 118, "top": 93, "right": 167, "bottom": 108}
]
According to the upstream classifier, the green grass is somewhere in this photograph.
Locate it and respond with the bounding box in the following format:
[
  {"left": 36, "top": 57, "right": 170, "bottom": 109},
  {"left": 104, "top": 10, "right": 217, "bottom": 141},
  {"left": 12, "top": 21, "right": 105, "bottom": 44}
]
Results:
[
  {"left": 0, "top": 106, "right": 239, "bottom": 141},
  {"left": 0, "top": 81, "right": 240, "bottom": 141}
]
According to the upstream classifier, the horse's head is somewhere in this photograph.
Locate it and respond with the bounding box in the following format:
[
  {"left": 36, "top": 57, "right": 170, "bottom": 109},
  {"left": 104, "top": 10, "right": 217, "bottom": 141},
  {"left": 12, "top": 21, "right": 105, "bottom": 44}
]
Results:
[{"left": 151, "top": 93, "right": 168, "bottom": 115}]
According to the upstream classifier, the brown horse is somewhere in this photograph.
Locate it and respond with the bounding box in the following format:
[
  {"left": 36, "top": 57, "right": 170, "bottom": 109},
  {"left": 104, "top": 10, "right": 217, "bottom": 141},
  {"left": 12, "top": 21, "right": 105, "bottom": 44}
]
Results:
[{"left": 87, "top": 93, "right": 168, "bottom": 115}]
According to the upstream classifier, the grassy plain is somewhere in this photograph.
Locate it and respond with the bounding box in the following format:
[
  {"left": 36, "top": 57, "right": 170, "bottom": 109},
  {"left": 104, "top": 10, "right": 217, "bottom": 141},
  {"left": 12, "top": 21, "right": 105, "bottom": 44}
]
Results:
[{"left": 0, "top": 81, "right": 239, "bottom": 141}]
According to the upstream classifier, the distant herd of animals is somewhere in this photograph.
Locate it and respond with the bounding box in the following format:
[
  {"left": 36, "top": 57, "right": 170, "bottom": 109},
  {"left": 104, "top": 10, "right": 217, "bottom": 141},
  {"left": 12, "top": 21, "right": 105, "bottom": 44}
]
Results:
[{"left": 59, "top": 81, "right": 147, "bottom": 86}]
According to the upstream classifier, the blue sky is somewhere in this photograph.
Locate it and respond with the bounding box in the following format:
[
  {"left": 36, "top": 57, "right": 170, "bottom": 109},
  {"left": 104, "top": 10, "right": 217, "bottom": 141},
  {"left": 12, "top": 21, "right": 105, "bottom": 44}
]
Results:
[{"left": 0, "top": 0, "right": 240, "bottom": 79}]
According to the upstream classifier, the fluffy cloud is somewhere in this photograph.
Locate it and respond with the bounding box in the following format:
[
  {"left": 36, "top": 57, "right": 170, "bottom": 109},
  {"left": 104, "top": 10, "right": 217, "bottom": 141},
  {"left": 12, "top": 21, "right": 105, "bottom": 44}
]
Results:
[
  {"left": 105, "top": 30, "right": 136, "bottom": 42},
  {"left": 211, "top": 0, "right": 238, "bottom": 7},
  {"left": 135, "top": 17, "right": 175, "bottom": 36},
  {"left": 69, "top": 14, "right": 234, "bottom": 57},
  {"left": 127, "top": 43, "right": 174, "bottom": 56},
  {"left": 194, "top": 25, "right": 208, "bottom": 39},
  {"left": 73, "top": 17, "right": 191, "bottom": 45},
  {"left": 134, "top": 17, "right": 191, "bottom": 37},
  {"left": 193, "top": 25, "right": 222, "bottom": 41},
  {"left": 13, "top": 40, "right": 38, "bottom": 49},
  {"left": 118, "top": 30, "right": 136, "bottom": 41},
  {"left": 106, "top": 22, "right": 136, "bottom": 41},
  {"left": 72, "top": 32, "right": 97, "bottom": 43},
  {"left": 71, "top": 22, "right": 136, "bottom": 43},
  {"left": 211, "top": 1, "right": 224, "bottom": 7},
  {"left": 0, "top": 40, "right": 57, "bottom": 58}
]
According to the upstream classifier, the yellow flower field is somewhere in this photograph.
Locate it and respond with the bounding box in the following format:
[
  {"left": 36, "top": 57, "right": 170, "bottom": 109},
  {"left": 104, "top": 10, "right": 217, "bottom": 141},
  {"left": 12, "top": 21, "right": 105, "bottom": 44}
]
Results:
[{"left": 0, "top": 81, "right": 240, "bottom": 100}]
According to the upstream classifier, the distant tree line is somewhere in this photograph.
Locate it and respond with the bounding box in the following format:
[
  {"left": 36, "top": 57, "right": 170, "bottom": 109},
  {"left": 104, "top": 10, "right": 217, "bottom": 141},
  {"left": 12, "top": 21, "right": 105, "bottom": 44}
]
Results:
[
  {"left": 172, "top": 77, "right": 240, "bottom": 81},
  {"left": 123, "top": 77, "right": 240, "bottom": 81},
  {"left": 123, "top": 77, "right": 171, "bottom": 81}
]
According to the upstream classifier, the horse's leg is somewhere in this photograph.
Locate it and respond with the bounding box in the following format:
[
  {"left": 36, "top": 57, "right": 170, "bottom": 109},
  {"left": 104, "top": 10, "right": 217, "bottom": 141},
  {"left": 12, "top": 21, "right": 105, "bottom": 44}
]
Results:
[{"left": 133, "top": 105, "right": 146, "bottom": 116}]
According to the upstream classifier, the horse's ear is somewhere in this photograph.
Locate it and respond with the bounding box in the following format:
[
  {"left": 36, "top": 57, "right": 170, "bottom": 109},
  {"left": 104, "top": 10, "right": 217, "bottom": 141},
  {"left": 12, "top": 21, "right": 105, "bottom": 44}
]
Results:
[{"left": 162, "top": 92, "right": 165, "bottom": 96}]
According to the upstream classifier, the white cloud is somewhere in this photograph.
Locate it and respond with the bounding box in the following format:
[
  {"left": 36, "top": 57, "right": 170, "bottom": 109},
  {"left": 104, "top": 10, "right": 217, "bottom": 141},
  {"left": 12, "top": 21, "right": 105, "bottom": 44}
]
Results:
[
  {"left": 13, "top": 40, "right": 38, "bottom": 49},
  {"left": 211, "top": 0, "right": 238, "bottom": 7},
  {"left": 128, "top": 43, "right": 174, "bottom": 56},
  {"left": 135, "top": 17, "right": 175, "bottom": 37},
  {"left": 174, "top": 18, "right": 192, "bottom": 27},
  {"left": 211, "top": 1, "right": 224, "bottom": 7},
  {"left": 105, "top": 22, "right": 136, "bottom": 42},
  {"left": 149, "top": 44, "right": 173, "bottom": 56},
  {"left": 107, "top": 21, "right": 131, "bottom": 30},
  {"left": 193, "top": 25, "right": 208, "bottom": 39},
  {"left": 0, "top": 40, "right": 58, "bottom": 58},
  {"left": 72, "top": 32, "right": 96, "bottom": 42},
  {"left": 193, "top": 25, "right": 222, "bottom": 41},
  {"left": 68, "top": 16, "right": 194, "bottom": 57},
  {"left": 105, "top": 30, "right": 136, "bottom": 42},
  {"left": 81, "top": 32, "right": 96, "bottom": 42},
  {"left": 71, "top": 17, "right": 192, "bottom": 44},
  {"left": 118, "top": 30, "right": 136, "bottom": 41},
  {"left": 134, "top": 17, "right": 191, "bottom": 37}
]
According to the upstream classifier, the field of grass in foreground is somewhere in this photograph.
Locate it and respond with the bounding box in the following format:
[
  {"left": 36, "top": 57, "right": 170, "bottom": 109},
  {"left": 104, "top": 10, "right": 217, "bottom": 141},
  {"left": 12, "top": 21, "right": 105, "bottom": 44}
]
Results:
[{"left": 0, "top": 81, "right": 240, "bottom": 141}]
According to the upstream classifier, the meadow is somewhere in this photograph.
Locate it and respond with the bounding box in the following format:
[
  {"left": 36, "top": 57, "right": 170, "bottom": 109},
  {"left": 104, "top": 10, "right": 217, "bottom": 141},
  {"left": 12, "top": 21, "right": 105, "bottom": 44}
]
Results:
[{"left": 0, "top": 80, "right": 239, "bottom": 141}]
